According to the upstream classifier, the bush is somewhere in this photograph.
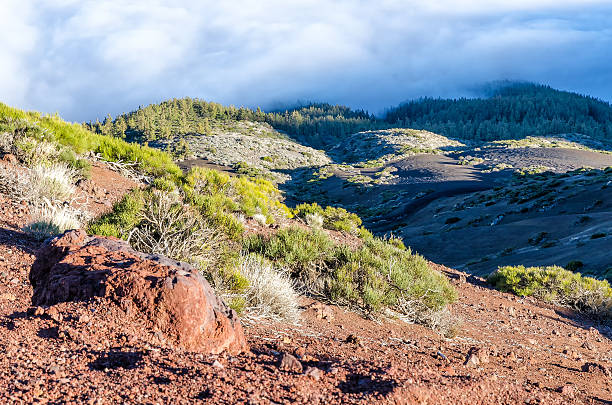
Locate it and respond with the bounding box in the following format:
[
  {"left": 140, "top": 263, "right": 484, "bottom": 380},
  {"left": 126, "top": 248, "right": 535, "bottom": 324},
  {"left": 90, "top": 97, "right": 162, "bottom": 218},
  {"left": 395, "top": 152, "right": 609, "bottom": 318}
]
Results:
[
  {"left": 293, "top": 202, "right": 362, "bottom": 233},
  {"left": 305, "top": 212, "right": 324, "bottom": 228},
  {"left": 128, "top": 190, "right": 222, "bottom": 266},
  {"left": 565, "top": 260, "right": 584, "bottom": 272},
  {"left": 0, "top": 103, "right": 181, "bottom": 179},
  {"left": 228, "top": 254, "right": 301, "bottom": 322},
  {"left": 88, "top": 189, "right": 146, "bottom": 239},
  {"left": 488, "top": 265, "right": 612, "bottom": 318},
  {"left": 182, "top": 167, "right": 291, "bottom": 237},
  {"left": 244, "top": 226, "right": 456, "bottom": 327},
  {"left": 30, "top": 162, "right": 77, "bottom": 203},
  {"left": 23, "top": 204, "right": 82, "bottom": 240},
  {"left": 0, "top": 165, "right": 30, "bottom": 202}
]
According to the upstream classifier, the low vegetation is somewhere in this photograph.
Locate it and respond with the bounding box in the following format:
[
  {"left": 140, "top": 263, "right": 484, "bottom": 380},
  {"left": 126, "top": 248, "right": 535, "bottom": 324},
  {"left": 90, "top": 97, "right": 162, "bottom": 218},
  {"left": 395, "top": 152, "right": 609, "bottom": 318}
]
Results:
[
  {"left": 229, "top": 254, "right": 301, "bottom": 322},
  {"left": 2, "top": 101, "right": 457, "bottom": 330},
  {"left": 488, "top": 265, "right": 612, "bottom": 318},
  {"left": 0, "top": 102, "right": 181, "bottom": 179},
  {"left": 244, "top": 226, "right": 457, "bottom": 331},
  {"left": 23, "top": 204, "right": 84, "bottom": 241},
  {"left": 293, "top": 202, "right": 362, "bottom": 234}
]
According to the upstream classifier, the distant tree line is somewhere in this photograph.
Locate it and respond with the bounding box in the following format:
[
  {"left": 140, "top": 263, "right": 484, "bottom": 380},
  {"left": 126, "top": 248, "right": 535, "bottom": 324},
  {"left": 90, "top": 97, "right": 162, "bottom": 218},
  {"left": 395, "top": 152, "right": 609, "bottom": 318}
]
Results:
[
  {"left": 384, "top": 83, "right": 612, "bottom": 141},
  {"left": 85, "top": 98, "right": 379, "bottom": 149},
  {"left": 86, "top": 83, "right": 612, "bottom": 149}
]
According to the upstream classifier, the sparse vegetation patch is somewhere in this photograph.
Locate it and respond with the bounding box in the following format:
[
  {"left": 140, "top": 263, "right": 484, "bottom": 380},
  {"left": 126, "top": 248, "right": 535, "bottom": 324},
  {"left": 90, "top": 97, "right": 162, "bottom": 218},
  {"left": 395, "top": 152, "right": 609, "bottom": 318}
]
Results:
[{"left": 488, "top": 265, "right": 612, "bottom": 318}]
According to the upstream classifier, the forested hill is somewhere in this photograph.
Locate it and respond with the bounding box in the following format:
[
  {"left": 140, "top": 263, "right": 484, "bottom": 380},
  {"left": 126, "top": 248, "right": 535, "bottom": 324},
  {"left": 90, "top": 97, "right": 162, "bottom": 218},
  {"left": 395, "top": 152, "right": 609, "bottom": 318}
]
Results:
[
  {"left": 86, "top": 83, "right": 612, "bottom": 150},
  {"left": 85, "top": 99, "right": 378, "bottom": 149},
  {"left": 384, "top": 83, "right": 612, "bottom": 142}
]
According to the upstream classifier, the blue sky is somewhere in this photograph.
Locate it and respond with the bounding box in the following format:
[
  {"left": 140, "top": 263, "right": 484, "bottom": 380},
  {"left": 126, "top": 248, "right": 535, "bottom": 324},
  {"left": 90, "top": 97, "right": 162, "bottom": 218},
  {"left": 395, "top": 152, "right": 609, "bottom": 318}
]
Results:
[{"left": 2, "top": 0, "right": 612, "bottom": 122}]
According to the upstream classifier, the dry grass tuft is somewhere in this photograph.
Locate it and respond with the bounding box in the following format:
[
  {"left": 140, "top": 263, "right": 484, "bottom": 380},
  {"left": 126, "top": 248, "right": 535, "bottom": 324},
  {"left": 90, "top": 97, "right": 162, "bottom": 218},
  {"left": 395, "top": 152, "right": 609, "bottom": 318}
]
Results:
[
  {"left": 128, "top": 190, "right": 222, "bottom": 266},
  {"left": 23, "top": 203, "right": 83, "bottom": 240},
  {"left": 30, "top": 162, "right": 77, "bottom": 203},
  {"left": 232, "top": 253, "right": 301, "bottom": 322}
]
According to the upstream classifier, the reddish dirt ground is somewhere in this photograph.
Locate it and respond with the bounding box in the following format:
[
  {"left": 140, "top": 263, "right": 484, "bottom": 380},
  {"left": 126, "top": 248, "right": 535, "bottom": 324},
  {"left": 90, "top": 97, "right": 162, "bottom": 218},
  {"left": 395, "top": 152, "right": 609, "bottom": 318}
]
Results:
[{"left": 0, "top": 160, "right": 611, "bottom": 404}]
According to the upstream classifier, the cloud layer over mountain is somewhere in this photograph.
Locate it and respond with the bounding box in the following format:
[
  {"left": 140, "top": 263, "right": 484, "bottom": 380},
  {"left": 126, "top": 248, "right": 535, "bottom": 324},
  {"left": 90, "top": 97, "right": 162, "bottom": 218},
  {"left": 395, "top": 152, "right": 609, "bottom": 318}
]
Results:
[{"left": 2, "top": 0, "right": 612, "bottom": 121}]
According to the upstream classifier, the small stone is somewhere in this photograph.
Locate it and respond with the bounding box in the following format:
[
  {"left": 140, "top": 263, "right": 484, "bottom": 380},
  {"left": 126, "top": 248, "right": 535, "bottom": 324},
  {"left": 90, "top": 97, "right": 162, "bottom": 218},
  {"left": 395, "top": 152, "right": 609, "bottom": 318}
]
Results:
[
  {"left": 508, "top": 307, "right": 516, "bottom": 317},
  {"left": 527, "top": 339, "right": 537, "bottom": 345},
  {"left": 2, "top": 154, "right": 17, "bottom": 164},
  {"left": 294, "top": 347, "right": 306, "bottom": 358},
  {"left": 78, "top": 314, "right": 91, "bottom": 323},
  {"left": 46, "top": 307, "right": 63, "bottom": 322},
  {"left": 282, "top": 337, "right": 292, "bottom": 344},
  {"left": 465, "top": 353, "right": 480, "bottom": 367},
  {"left": 557, "top": 385, "right": 575, "bottom": 395},
  {"left": 581, "top": 362, "right": 611, "bottom": 377},
  {"left": 328, "top": 366, "right": 340, "bottom": 375},
  {"left": 465, "top": 347, "right": 488, "bottom": 367},
  {"left": 279, "top": 353, "right": 303, "bottom": 373},
  {"left": 0, "top": 293, "right": 16, "bottom": 301},
  {"left": 508, "top": 351, "right": 518, "bottom": 362},
  {"left": 212, "top": 360, "right": 224, "bottom": 369},
  {"left": 307, "top": 302, "right": 334, "bottom": 321},
  {"left": 581, "top": 341, "right": 595, "bottom": 351},
  {"left": 437, "top": 351, "right": 450, "bottom": 363},
  {"left": 47, "top": 366, "right": 61, "bottom": 375},
  {"left": 304, "top": 366, "right": 322, "bottom": 380},
  {"left": 345, "top": 334, "right": 360, "bottom": 345}
]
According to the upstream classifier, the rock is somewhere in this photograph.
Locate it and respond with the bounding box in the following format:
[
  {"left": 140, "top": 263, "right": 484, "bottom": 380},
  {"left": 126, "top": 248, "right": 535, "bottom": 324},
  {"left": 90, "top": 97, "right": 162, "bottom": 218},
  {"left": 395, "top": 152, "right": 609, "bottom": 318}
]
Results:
[
  {"left": 581, "top": 341, "right": 595, "bottom": 351},
  {"left": 581, "top": 362, "right": 612, "bottom": 377},
  {"left": 345, "top": 334, "right": 360, "bottom": 345},
  {"left": 30, "top": 230, "right": 247, "bottom": 355},
  {"left": 46, "top": 306, "right": 63, "bottom": 322},
  {"left": 307, "top": 302, "right": 334, "bottom": 322},
  {"left": 212, "top": 360, "right": 224, "bottom": 369},
  {"left": 2, "top": 154, "right": 17, "bottom": 164},
  {"left": 304, "top": 366, "right": 322, "bottom": 380},
  {"left": 279, "top": 353, "right": 303, "bottom": 373},
  {"left": 294, "top": 347, "right": 306, "bottom": 358},
  {"left": 557, "top": 385, "right": 575, "bottom": 395},
  {"left": 465, "top": 347, "right": 489, "bottom": 367}
]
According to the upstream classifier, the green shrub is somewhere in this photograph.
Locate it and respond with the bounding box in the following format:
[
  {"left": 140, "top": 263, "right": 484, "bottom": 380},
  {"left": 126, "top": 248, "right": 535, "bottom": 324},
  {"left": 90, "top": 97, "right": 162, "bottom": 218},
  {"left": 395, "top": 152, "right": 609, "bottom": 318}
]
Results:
[
  {"left": 0, "top": 103, "right": 181, "bottom": 178},
  {"left": 244, "top": 226, "right": 456, "bottom": 325},
  {"left": 293, "top": 202, "right": 362, "bottom": 233},
  {"left": 88, "top": 189, "right": 146, "bottom": 238},
  {"left": 565, "top": 260, "right": 584, "bottom": 272},
  {"left": 182, "top": 167, "right": 291, "bottom": 236},
  {"left": 488, "top": 265, "right": 612, "bottom": 317}
]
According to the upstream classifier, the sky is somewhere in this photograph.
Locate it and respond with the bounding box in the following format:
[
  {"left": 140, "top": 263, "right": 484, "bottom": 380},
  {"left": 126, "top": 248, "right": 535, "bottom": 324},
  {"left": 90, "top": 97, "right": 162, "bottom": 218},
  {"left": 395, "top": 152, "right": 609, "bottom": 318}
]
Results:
[{"left": 2, "top": 0, "right": 612, "bottom": 122}]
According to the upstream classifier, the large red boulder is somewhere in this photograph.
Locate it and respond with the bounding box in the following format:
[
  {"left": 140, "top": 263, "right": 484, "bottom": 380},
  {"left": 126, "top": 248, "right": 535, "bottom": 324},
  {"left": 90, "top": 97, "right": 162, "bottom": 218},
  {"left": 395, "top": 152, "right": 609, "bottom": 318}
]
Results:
[{"left": 30, "top": 230, "right": 248, "bottom": 355}]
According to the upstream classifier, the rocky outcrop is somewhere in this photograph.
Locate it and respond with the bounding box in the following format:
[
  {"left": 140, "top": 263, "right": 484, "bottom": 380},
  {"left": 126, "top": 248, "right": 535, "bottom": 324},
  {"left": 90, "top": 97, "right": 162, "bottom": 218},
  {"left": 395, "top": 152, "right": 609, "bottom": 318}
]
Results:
[{"left": 30, "top": 230, "right": 247, "bottom": 355}]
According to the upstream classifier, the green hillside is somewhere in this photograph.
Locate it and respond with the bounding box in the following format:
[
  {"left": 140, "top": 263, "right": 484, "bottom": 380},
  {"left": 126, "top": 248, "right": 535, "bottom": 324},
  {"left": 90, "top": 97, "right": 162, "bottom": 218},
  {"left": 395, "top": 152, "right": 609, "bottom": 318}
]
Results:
[
  {"left": 384, "top": 83, "right": 612, "bottom": 142},
  {"left": 88, "top": 83, "right": 612, "bottom": 153},
  {"left": 85, "top": 99, "right": 378, "bottom": 150}
]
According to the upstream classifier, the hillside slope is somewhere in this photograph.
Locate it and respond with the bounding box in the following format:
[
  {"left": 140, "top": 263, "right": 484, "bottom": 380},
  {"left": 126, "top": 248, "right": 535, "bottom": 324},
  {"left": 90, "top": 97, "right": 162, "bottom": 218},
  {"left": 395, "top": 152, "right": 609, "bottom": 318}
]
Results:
[
  {"left": 385, "top": 82, "right": 612, "bottom": 143},
  {"left": 2, "top": 101, "right": 612, "bottom": 403}
]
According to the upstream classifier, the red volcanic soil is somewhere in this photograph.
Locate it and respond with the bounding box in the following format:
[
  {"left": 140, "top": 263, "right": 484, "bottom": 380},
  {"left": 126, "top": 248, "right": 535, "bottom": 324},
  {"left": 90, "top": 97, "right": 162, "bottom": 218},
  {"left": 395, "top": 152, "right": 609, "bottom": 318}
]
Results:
[{"left": 0, "top": 159, "right": 611, "bottom": 404}]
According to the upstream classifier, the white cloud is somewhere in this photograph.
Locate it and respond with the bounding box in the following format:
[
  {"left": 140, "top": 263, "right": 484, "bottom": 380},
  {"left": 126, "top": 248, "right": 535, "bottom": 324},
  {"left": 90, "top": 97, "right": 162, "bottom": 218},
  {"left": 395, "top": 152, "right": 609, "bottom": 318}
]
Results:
[
  {"left": 1, "top": 0, "right": 612, "bottom": 120},
  {"left": 0, "top": 1, "right": 37, "bottom": 108}
]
